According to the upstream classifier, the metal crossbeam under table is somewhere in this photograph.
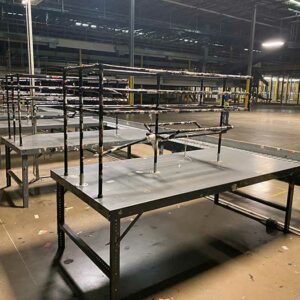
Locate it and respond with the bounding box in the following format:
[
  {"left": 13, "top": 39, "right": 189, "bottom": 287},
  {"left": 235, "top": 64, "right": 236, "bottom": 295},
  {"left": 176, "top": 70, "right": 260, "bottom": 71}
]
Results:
[{"left": 51, "top": 148, "right": 300, "bottom": 299}]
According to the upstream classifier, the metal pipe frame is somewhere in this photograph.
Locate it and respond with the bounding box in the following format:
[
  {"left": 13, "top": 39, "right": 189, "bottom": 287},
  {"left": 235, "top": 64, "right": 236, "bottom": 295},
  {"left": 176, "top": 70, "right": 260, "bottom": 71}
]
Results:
[
  {"left": 65, "top": 63, "right": 252, "bottom": 81},
  {"left": 60, "top": 62, "right": 248, "bottom": 192}
]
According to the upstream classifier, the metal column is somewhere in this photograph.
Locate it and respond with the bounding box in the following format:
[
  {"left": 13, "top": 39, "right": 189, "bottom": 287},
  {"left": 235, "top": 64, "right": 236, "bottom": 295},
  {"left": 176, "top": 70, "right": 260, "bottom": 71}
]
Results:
[
  {"left": 245, "top": 4, "right": 256, "bottom": 109},
  {"left": 247, "top": 4, "right": 257, "bottom": 76}
]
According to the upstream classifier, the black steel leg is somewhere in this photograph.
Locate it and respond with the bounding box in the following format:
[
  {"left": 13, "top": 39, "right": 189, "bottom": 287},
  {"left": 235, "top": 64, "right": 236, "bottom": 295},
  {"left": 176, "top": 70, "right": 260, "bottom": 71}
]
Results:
[
  {"left": 284, "top": 182, "right": 295, "bottom": 233},
  {"left": 214, "top": 194, "right": 219, "bottom": 204},
  {"left": 57, "top": 183, "right": 65, "bottom": 252},
  {"left": 22, "top": 155, "right": 29, "bottom": 208},
  {"left": 5, "top": 146, "right": 11, "bottom": 187},
  {"left": 127, "top": 145, "right": 132, "bottom": 159},
  {"left": 110, "top": 215, "right": 121, "bottom": 300}
]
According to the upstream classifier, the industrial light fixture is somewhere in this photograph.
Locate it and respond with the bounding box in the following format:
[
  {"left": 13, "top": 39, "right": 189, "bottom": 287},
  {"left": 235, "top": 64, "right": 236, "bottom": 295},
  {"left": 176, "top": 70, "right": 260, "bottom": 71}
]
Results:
[
  {"left": 262, "top": 40, "right": 285, "bottom": 49},
  {"left": 289, "top": 0, "right": 300, "bottom": 7},
  {"left": 22, "top": 0, "right": 44, "bottom": 5}
]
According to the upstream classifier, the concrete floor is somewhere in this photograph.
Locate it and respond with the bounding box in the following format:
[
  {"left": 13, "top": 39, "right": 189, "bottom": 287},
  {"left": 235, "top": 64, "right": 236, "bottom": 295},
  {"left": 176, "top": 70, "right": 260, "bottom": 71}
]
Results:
[
  {"left": 124, "top": 108, "right": 300, "bottom": 151},
  {"left": 1, "top": 109, "right": 300, "bottom": 300}
]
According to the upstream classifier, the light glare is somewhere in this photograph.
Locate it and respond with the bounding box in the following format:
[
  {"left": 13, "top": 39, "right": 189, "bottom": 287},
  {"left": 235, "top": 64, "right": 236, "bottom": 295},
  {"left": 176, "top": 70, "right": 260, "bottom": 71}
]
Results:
[{"left": 262, "top": 40, "right": 285, "bottom": 49}]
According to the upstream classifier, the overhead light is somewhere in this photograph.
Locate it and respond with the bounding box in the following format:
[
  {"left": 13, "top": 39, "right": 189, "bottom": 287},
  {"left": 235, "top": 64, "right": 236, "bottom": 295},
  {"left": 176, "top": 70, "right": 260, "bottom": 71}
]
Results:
[
  {"left": 262, "top": 40, "right": 285, "bottom": 49},
  {"left": 289, "top": 0, "right": 300, "bottom": 7}
]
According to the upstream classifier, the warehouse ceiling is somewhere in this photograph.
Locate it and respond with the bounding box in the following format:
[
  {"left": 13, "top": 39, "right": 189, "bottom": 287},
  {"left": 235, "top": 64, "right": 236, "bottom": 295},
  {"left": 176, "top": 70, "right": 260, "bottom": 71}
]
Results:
[{"left": 0, "top": 0, "right": 299, "bottom": 74}]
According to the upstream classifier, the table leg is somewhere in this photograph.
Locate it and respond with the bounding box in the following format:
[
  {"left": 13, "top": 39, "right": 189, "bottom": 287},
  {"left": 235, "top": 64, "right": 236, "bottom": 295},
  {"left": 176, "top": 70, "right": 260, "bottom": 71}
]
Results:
[
  {"left": 284, "top": 182, "right": 295, "bottom": 233},
  {"left": 57, "top": 183, "right": 65, "bottom": 252},
  {"left": 5, "top": 145, "right": 11, "bottom": 187},
  {"left": 214, "top": 194, "right": 219, "bottom": 204},
  {"left": 22, "top": 155, "right": 29, "bottom": 208},
  {"left": 127, "top": 145, "right": 132, "bottom": 159},
  {"left": 110, "top": 215, "right": 120, "bottom": 300}
]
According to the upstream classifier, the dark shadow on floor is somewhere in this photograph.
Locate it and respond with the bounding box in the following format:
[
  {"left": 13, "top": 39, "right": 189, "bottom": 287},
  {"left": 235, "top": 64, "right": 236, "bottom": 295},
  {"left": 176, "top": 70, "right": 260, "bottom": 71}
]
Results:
[{"left": 0, "top": 198, "right": 285, "bottom": 300}]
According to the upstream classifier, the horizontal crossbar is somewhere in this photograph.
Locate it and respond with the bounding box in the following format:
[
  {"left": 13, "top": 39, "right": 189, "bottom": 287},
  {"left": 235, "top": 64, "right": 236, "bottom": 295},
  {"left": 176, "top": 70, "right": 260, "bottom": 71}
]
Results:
[{"left": 61, "top": 224, "right": 111, "bottom": 278}]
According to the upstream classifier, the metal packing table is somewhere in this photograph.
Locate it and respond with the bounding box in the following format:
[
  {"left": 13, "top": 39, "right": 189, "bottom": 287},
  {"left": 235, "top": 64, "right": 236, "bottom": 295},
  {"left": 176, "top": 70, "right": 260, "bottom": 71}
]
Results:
[
  {"left": 0, "top": 116, "right": 100, "bottom": 135},
  {"left": 1, "top": 126, "right": 146, "bottom": 208},
  {"left": 51, "top": 148, "right": 300, "bottom": 300}
]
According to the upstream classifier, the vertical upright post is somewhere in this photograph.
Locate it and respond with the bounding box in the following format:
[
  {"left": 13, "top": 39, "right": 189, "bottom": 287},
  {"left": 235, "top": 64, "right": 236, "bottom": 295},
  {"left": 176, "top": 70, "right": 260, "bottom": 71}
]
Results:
[
  {"left": 5, "top": 75, "right": 11, "bottom": 139},
  {"left": 140, "top": 55, "right": 144, "bottom": 105},
  {"left": 129, "top": 0, "right": 135, "bottom": 105},
  {"left": 22, "top": 155, "right": 29, "bottom": 208},
  {"left": 280, "top": 76, "right": 285, "bottom": 105},
  {"left": 297, "top": 80, "right": 300, "bottom": 105},
  {"left": 245, "top": 79, "right": 251, "bottom": 110},
  {"left": 57, "top": 183, "right": 65, "bottom": 252},
  {"left": 25, "top": 0, "right": 35, "bottom": 89},
  {"left": 275, "top": 77, "right": 280, "bottom": 102},
  {"left": 270, "top": 76, "right": 273, "bottom": 102},
  {"left": 11, "top": 75, "right": 16, "bottom": 141},
  {"left": 215, "top": 78, "right": 227, "bottom": 205},
  {"left": 79, "top": 49, "right": 82, "bottom": 65},
  {"left": 247, "top": 3, "right": 257, "bottom": 76},
  {"left": 217, "top": 78, "right": 227, "bottom": 162},
  {"left": 17, "top": 74, "right": 23, "bottom": 146},
  {"left": 63, "top": 69, "right": 68, "bottom": 176},
  {"left": 199, "top": 79, "right": 204, "bottom": 105},
  {"left": 202, "top": 46, "right": 209, "bottom": 73},
  {"left": 110, "top": 214, "right": 120, "bottom": 300},
  {"left": 79, "top": 67, "right": 84, "bottom": 186},
  {"left": 285, "top": 76, "right": 290, "bottom": 104},
  {"left": 200, "top": 45, "right": 209, "bottom": 105},
  {"left": 284, "top": 182, "right": 295, "bottom": 233},
  {"left": 154, "top": 74, "right": 161, "bottom": 174},
  {"left": 5, "top": 145, "right": 11, "bottom": 187},
  {"left": 245, "top": 4, "right": 256, "bottom": 110},
  {"left": 115, "top": 80, "right": 119, "bottom": 134},
  {"left": 98, "top": 65, "right": 104, "bottom": 199},
  {"left": 127, "top": 145, "right": 132, "bottom": 159},
  {"left": 115, "top": 114, "right": 119, "bottom": 135},
  {"left": 25, "top": 0, "right": 36, "bottom": 133}
]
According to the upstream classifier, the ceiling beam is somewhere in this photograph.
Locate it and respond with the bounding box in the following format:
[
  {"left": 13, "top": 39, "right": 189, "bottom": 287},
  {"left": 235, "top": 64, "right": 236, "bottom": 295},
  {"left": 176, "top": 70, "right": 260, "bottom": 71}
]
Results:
[{"left": 160, "top": 0, "right": 280, "bottom": 29}]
